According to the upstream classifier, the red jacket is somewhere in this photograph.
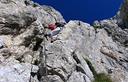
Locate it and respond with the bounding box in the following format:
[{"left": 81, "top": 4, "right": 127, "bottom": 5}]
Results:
[{"left": 48, "top": 24, "right": 57, "bottom": 30}]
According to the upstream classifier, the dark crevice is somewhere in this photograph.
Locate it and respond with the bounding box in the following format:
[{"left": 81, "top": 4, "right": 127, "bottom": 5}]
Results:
[
  {"left": 15, "top": 55, "right": 24, "bottom": 63},
  {"left": 124, "top": 58, "right": 128, "bottom": 63},
  {"left": 84, "top": 58, "right": 97, "bottom": 76},
  {"left": 76, "top": 65, "right": 86, "bottom": 74},
  {"left": 107, "top": 69, "right": 113, "bottom": 74},
  {"left": 60, "top": 66, "right": 68, "bottom": 74},
  {"left": 37, "top": 68, "right": 66, "bottom": 82},
  {"left": 71, "top": 51, "right": 81, "bottom": 64},
  {"left": 24, "top": 1, "right": 30, "bottom": 6},
  {"left": 33, "top": 59, "right": 40, "bottom": 65},
  {"left": 67, "top": 70, "right": 73, "bottom": 81},
  {"left": 37, "top": 66, "right": 47, "bottom": 81},
  {"left": 37, "top": 71, "right": 41, "bottom": 81},
  {"left": 118, "top": 51, "right": 123, "bottom": 54},
  {"left": 33, "top": 38, "right": 43, "bottom": 51},
  {"left": 104, "top": 27, "right": 112, "bottom": 36},
  {"left": 5, "top": 23, "right": 20, "bottom": 29},
  {"left": 83, "top": 76, "right": 87, "bottom": 81},
  {"left": 106, "top": 57, "right": 117, "bottom": 67},
  {"left": 37, "top": 64, "right": 66, "bottom": 82},
  {"left": 23, "top": 35, "right": 35, "bottom": 47},
  {"left": 30, "top": 72, "right": 37, "bottom": 77},
  {"left": 48, "top": 69, "right": 66, "bottom": 82},
  {"left": 62, "top": 56, "right": 69, "bottom": 64},
  {"left": 1, "top": 49, "right": 12, "bottom": 59},
  {"left": 4, "top": 21, "right": 33, "bottom": 36},
  {"left": 124, "top": 40, "right": 128, "bottom": 47},
  {"left": 117, "top": 61, "right": 128, "bottom": 71},
  {"left": 0, "top": 23, "right": 21, "bottom": 35},
  {"left": 48, "top": 65, "right": 66, "bottom": 82}
]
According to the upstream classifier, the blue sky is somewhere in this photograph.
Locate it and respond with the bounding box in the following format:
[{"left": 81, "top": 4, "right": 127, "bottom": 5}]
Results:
[{"left": 32, "top": 0, "right": 123, "bottom": 24}]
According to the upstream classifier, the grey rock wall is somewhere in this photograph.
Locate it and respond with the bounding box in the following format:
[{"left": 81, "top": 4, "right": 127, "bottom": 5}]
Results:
[{"left": 0, "top": 0, "right": 128, "bottom": 82}]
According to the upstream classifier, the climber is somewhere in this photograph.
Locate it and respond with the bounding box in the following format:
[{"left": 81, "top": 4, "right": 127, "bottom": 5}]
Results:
[{"left": 45, "top": 22, "right": 66, "bottom": 42}]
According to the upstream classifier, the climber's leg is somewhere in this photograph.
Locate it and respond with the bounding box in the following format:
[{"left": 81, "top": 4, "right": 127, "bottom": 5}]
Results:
[
  {"left": 50, "top": 27, "right": 62, "bottom": 36},
  {"left": 45, "top": 27, "right": 63, "bottom": 42}
]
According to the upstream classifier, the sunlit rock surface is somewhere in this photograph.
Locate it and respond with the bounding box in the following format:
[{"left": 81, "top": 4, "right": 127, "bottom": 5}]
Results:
[{"left": 0, "top": 0, "right": 128, "bottom": 82}]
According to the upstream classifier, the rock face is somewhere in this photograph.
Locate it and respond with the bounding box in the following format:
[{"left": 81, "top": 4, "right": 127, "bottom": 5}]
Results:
[
  {"left": 117, "top": 0, "right": 128, "bottom": 28},
  {"left": 0, "top": 0, "right": 65, "bottom": 82},
  {"left": 0, "top": 0, "right": 128, "bottom": 82}
]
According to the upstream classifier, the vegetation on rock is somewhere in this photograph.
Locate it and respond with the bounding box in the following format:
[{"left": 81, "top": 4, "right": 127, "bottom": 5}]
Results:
[{"left": 84, "top": 58, "right": 112, "bottom": 82}]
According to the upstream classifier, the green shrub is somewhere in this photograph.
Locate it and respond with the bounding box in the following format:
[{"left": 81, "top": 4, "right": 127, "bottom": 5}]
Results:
[
  {"left": 33, "top": 3, "right": 38, "bottom": 7},
  {"left": 94, "top": 73, "right": 112, "bottom": 82},
  {"left": 93, "top": 25, "right": 103, "bottom": 29},
  {"left": 84, "top": 58, "right": 97, "bottom": 76},
  {"left": 84, "top": 58, "right": 113, "bottom": 82}
]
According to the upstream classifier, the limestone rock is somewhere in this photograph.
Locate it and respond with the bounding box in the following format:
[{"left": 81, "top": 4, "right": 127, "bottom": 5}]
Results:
[
  {"left": 0, "top": 0, "right": 65, "bottom": 82},
  {"left": 0, "top": 0, "right": 128, "bottom": 82},
  {"left": 44, "top": 20, "right": 128, "bottom": 82},
  {"left": 117, "top": 0, "right": 128, "bottom": 28}
]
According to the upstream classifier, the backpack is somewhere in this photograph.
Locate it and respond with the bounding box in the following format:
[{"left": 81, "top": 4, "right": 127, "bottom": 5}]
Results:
[{"left": 48, "top": 24, "right": 56, "bottom": 30}]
